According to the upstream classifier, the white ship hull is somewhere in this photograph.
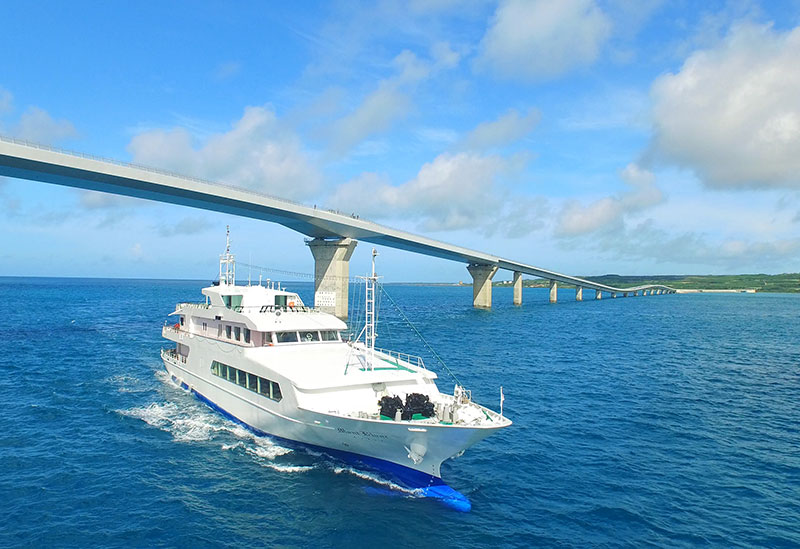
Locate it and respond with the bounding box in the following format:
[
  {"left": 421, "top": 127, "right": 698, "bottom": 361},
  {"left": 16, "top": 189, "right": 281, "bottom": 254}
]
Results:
[{"left": 162, "top": 348, "right": 504, "bottom": 484}]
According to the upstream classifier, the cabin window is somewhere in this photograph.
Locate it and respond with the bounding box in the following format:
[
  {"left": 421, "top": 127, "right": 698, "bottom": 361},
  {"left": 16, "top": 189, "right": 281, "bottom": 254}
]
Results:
[
  {"left": 211, "top": 360, "right": 282, "bottom": 402},
  {"left": 202, "top": 322, "right": 207, "bottom": 332},
  {"left": 179, "top": 316, "right": 185, "bottom": 326},
  {"left": 231, "top": 295, "right": 243, "bottom": 309},
  {"left": 247, "top": 373, "right": 258, "bottom": 391},
  {"left": 223, "top": 295, "right": 232, "bottom": 308},
  {"left": 321, "top": 330, "right": 339, "bottom": 342},
  {"left": 244, "top": 328, "right": 251, "bottom": 344},
  {"left": 276, "top": 331, "right": 299, "bottom": 343},
  {"left": 300, "top": 331, "right": 320, "bottom": 342},
  {"left": 226, "top": 325, "right": 232, "bottom": 339},
  {"left": 218, "top": 324, "right": 224, "bottom": 338},
  {"left": 234, "top": 326, "right": 241, "bottom": 341},
  {"left": 271, "top": 382, "right": 282, "bottom": 401},
  {"left": 275, "top": 295, "right": 287, "bottom": 307},
  {"left": 263, "top": 332, "right": 274, "bottom": 346}
]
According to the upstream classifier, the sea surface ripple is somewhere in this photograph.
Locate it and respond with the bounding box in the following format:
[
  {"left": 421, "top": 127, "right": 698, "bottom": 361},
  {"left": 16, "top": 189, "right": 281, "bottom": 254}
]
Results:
[{"left": 0, "top": 277, "right": 798, "bottom": 548}]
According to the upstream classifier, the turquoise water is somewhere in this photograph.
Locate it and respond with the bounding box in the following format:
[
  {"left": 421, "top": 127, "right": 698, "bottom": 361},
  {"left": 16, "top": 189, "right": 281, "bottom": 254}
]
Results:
[{"left": 0, "top": 277, "right": 798, "bottom": 547}]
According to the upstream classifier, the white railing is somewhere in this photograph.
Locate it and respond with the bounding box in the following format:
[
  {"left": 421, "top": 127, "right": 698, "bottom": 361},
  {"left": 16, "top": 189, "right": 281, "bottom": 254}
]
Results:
[
  {"left": 374, "top": 347, "right": 427, "bottom": 371},
  {"left": 176, "top": 302, "right": 210, "bottom": 310},
  {"left": 161, "top": 348, "right": 187, "bottom": 364}
]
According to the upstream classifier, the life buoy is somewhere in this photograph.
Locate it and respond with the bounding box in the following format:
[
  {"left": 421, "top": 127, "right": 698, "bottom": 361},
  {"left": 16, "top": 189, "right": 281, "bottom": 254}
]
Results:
[
  {"left": 173, "top": 323, "right": 180, "bottom": 330},
  {"left": 288, "top": 301, "right": 296, "bottom": 307}
]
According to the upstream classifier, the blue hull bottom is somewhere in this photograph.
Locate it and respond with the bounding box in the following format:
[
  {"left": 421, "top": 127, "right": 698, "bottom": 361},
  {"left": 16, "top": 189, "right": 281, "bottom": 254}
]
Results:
[{"left": 168, "top": 373, "right": 471, "bottom": 511}]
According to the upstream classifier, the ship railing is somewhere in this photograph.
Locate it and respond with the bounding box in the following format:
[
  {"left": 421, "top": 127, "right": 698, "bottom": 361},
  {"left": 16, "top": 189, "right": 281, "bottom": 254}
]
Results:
[
  {"left": 230, "top": 304, "right": 320, "bottom": 314},
  {"left": 161, "top": 348, "right": 187, "bottom": 364},
  {"left": 176, "top": 302, "right": 210, "bottom": 310},
  {"left": 373, "top": 347, "right": 427, "bottom": 371}
]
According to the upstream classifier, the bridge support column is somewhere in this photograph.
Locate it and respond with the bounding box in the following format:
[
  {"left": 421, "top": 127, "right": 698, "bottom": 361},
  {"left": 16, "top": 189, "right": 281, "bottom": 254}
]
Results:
[
  {"left": 513, "top": 271, "right": 523, "bottom": 306},
  {"left": 549, "top": 280, "right": 558, "bottom": 303},
  {"left": 306, "top": 237, "right": 357, "bottom": 319},
  {"left": 576, "top": 287, "right": 583, "bottom": 301},
  {"left": 612, "top": 292, "right": 618, "bottom": 298},
  {"left": 467, "top": 264, "right": 498, "bottom": 309},
  {"left": 595, "top": 290, "right": 602, "bottom": 300}
]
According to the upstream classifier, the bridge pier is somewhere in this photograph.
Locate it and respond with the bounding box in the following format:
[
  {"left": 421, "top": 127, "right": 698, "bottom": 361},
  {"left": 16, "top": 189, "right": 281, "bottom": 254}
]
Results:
[
  {"left": 513, "top": 272, "right": 523, "bottom": 305},
  {"left": 306, "top": 237, "right": 357, "bottom": 319},
  {"left": 612, "top": 292, "right": 617, "bottom": 298},
  {"left": 549, "top": 280, "right": 558, "bottom": 303},
  {"left": 576, "top": 287, "right": 583, "bottom": 301},
  {"left": 468, "top": 263, "right": 498, "bottom": 309},
  {"left": 595, "top": 290, "right": 602, "bottom": 300}
]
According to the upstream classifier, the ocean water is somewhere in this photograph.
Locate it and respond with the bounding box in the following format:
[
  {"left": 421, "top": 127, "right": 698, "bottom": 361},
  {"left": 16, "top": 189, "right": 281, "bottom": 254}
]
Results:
[{"left": 0, "top": 277, "right": 798, "bottom": 548}]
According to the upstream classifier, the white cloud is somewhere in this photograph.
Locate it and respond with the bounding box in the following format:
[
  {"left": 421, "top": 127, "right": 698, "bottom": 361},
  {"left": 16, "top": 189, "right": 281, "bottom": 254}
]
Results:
[
  {"left": 475, "top": 0, "right": 611, "bottom": 81},
  {"left": 328, "top": 45, "right": 460, "bottom": 154},
  {"left": 13, "top": 106, "right": 77, "bottom": 143},
  {"left": 328, "top": 85, "right": 411, "bottom": 154},
  {"left": 609, "top": 220, "right": 800, "bottom": 270},
  {"left": 0, "top": 87, "right": 12, "bottom": 114},
  {"left": 461, "top": 108, "right": 540, "bottom": 150},
  {"left": 127, "top": 106, "right": 321, "bottom": 200},
  {"left": 327, "top": 152, "right": 521, "bottom": 231},
  {"left": 556, "top": 163, "right": 663, "bottom": 236},
  {"left": 649, "top": 23, "right": 800, "bottom": 189}
]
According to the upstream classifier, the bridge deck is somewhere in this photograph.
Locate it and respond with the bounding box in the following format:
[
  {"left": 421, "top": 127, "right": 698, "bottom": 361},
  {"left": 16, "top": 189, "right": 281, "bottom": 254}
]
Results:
[{"left": 0, "top": 135, "right": 672, "bottom": 294}]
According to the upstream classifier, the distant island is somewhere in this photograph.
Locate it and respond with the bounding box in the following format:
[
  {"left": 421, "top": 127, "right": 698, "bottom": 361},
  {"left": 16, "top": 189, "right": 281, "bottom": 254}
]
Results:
[{"left": 488, "top": 273, "right": 799, "bottom": 293}]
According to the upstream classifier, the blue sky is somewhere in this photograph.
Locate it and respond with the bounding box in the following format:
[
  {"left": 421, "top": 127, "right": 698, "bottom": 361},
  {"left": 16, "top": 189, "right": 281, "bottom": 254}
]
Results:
[{"left": 1, "top": 0, "right": 799, "bottom": 282}]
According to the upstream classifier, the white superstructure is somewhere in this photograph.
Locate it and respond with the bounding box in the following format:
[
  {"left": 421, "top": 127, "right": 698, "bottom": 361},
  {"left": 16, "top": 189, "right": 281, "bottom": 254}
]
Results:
[{"left": 161, "top": 228, "right": 511, "bottom": 509}]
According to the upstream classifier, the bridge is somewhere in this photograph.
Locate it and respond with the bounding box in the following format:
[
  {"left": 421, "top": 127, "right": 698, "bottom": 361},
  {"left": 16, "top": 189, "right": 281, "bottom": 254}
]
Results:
[{"left": 0, "top": 135, "right": 675, "bottom": 318}]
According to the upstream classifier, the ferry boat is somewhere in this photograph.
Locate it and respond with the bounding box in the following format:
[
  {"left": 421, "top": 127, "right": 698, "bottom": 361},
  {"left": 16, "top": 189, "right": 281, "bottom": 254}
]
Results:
[{"left": 161, "top": 228, "right": 511, "bottom": 511}]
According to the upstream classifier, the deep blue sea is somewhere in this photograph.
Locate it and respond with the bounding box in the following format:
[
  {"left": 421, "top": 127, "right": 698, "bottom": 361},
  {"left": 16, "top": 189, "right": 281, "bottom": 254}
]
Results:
[{"left": 1, "top": 277, "right": 798, "bottom": 548}]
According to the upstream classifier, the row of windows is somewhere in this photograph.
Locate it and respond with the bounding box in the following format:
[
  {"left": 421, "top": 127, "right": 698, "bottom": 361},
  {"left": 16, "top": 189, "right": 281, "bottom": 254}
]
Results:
[
  {"left": 273, "top": 330, "right": 340, "bottom": 344},
  {"left": 211, "top": 360, "right": 282, "bottom": 401}
]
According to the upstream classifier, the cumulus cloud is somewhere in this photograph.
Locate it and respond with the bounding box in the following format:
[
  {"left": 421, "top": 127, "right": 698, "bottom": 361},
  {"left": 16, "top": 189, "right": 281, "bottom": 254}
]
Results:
[
  {"left": 608, "top": 219, "right": 800, "bottom": 270},
  {"left": 13, "top": 106, "right": 77, "bottom": 143},
  {"left": 461, "top": 108, "right": 540, "bottom": 150},
  {"left": 329, "top": 44, "right": 460, "bottom": 154},
  {"left": 649, "top": 23, "right": 800, "bottom": 189},
  {"left": 127, "top": 105, "right": 321, "bottom": 200},
  {"left": 475, "top": 0, "right": 611, "bottom": 81},
  {"left": 556, "top": 163, "right": 663, "bottom": 236},
  {"left": 327, "top": 152, "right": 525, "bottom": 231}
]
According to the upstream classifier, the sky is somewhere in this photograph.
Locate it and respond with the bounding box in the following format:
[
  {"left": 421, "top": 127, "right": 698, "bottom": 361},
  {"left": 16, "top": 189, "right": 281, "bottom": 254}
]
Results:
[{"left": 1, "top": 0, "right": 799, "bottom": 282}]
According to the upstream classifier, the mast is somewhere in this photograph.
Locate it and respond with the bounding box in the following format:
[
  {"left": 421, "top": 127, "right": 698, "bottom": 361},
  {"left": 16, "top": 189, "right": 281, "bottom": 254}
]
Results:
[
  {"left": 364, "top": 248, "right": 379, "bottom": 369},
  {"left": 219, "top": 225, "right": 235, "bottom": 286}
]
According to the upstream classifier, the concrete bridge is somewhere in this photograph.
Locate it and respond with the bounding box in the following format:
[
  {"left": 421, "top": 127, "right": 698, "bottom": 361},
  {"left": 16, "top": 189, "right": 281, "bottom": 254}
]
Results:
[{"left": 0, "top": 135, "right": 675, "bottom": 317}]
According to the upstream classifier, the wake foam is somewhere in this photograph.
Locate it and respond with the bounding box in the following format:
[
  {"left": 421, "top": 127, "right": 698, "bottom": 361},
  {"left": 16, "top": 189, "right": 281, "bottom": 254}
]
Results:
[{"left": 331, "top": 465, "right": 424, "bottom": 497}]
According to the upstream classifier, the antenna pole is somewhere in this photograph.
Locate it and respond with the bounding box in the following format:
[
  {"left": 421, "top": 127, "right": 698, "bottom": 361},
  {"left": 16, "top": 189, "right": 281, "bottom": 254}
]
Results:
[{"left": 365, "top": 248, "right": 379, "bottom": 369}]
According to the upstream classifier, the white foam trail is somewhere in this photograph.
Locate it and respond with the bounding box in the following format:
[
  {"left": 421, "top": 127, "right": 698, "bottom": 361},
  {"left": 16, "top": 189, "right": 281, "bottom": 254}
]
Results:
[
  {"left": 118, "top": 401, "right": 225, "bottom": 442},
  {"left": 263, "top": 463, "right": 315, "bottom": 473},
  {"left": 331, "top": 466, "right": 424, "bottom": 497},
  {"left": 246, "top": 443, "right": 292, "bottom": 460}
]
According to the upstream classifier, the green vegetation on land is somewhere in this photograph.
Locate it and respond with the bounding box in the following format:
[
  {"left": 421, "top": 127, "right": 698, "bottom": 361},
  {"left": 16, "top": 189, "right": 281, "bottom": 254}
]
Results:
[{"left": 491, "top": 273, "right": 800, "bottom": 293}]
